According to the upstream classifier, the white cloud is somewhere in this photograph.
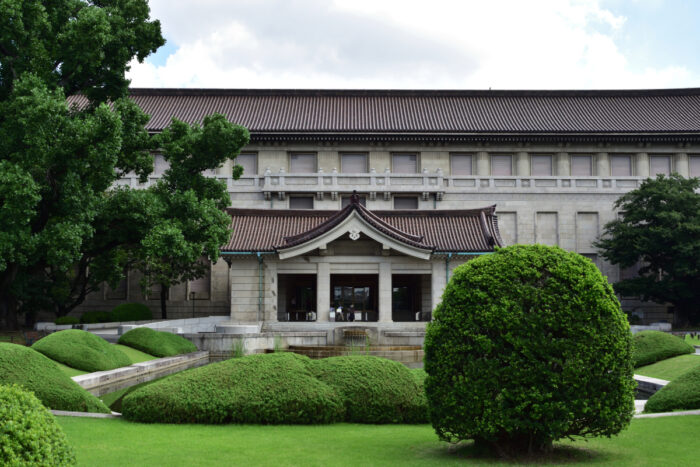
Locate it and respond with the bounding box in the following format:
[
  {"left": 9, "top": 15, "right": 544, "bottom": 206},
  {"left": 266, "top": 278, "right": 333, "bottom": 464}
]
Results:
[{"left": 127, "top": 0, "right": 696, "bottom": 89}]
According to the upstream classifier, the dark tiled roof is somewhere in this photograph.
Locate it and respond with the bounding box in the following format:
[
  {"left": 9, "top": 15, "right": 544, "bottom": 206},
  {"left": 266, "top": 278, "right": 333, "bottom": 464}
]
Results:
[
  {"left": 68, "top": 88, "right": 700, "bottom": 135},
  {"left": 224, "top": 203, "right": 502, "bottom": 253}
]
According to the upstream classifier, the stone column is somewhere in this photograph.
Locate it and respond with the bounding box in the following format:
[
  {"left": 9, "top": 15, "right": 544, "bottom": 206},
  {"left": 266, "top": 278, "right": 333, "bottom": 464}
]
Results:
[
  {"left": 431, "top": 260, "right": 446, "bottom": 312},
  {"left": 316, "top": 262, "right": 330, "bottom": 322},
  {"left": 476, "top": 151, "right": 489, "bottom": 176},
  {"left": 596, "top": 152, "right": 609, "bottom": 176},
  {"left": 675, "top": 153, "right": 689, "bottom": 177},
  {"left": 516, "top": 151, "right": 529, "bottom": 176},
  {"left": 555, "top": 152, "right": 569, "bottom": 176},
  {"left": 264, "top": 260, "right": 278, "bottom": 323},
  {"left": 636, "top": 152, "right": 649, "bottom": 177},
  {"left": 378, "top": 262, "right": 392, "bottom": 322}
]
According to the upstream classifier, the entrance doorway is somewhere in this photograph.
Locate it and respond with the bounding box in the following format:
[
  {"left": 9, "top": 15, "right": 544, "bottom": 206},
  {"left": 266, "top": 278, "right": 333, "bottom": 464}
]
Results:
[
  {"left": 278, "top": 274, "right": 316, "bottom": 322},
  {"left": 331, "top": 274, "right": 378, "bottom": 322},
  {"left": 392, "top": 274, "right": 430, "bottom": 321}
]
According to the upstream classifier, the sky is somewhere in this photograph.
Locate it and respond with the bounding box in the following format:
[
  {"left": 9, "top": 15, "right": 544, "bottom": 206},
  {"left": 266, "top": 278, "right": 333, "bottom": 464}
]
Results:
[{"left": 127, "top": 0, "right": 700, "bottom": 90}]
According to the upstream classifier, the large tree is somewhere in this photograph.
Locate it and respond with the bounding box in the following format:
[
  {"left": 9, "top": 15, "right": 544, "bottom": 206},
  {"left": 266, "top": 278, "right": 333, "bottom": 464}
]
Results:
[
  {"left": 0, "top": 0, "right": 164, "bottom": 328},
  {"left": 595, "top": 174, "right": 700, "bottom": 326}
]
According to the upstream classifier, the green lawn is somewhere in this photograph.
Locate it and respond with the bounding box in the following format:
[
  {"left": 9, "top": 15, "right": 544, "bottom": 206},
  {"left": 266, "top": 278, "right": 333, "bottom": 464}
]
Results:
[
  {"left": 57, "top": 416, "right": 700, "bottom": 466},
  {"left": 55, "top": 344, "right": 156, "bottom": 378},
  {"left": 634, "top": 354, "right": 700, "bottom": 381}
]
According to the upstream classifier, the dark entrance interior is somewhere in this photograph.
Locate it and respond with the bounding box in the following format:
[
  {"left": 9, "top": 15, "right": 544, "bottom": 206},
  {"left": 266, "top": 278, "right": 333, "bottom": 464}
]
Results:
[
  {"left": 392, "top": 274, "right": 428, "bottom": 321},
  {"left": 331, "top": 274, "right": 378, "bottom": 322},
  {"left": 278, "top": 274, "right": 316, "bottom": 321}
]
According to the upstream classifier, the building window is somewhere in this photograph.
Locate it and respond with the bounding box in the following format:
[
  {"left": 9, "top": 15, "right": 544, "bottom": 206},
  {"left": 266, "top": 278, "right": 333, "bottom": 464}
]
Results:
[
  {"left": 340, "top": 153, "right": 368, "bottom": 173},
  {"left": 289, "top": 196, "right": 314, "bottom": 209},
  {"left": 341, "top": 195, "right": 366, "bottom": 207},
  {"left": 490, "top": 155, "right": 512, "bottom": 176},
  {"left": 236, "top": 153, "right": 257, "bottom": 177},
  {"left": 189, "top": 259, "right": 211, "bottom": 300},
  {"left": 650, "top": 155, "right": 671, "bottom": 176},
  {"left": 289, "top": 153, "right": 317, "bottom": 173},
  {"left": 394, "top": 196, "right": 418, "bottom": 209},
  {"left": 450, "top": 153, "right": 473, "bottom": 175},
  {"left": 571, "top": 155, "right": 593, "bottom": 176},
  {"left": 690, "top": 155, "right": 700, "bottom": 177},
  {"left": 392, "top": 153, "right": 418, "bottom": 173},
  {"left": 610, "top": 155, "right": 632, "bottom": 176},
  {"left": 530, "top": 155, "right": 553, "bottom": 176}
]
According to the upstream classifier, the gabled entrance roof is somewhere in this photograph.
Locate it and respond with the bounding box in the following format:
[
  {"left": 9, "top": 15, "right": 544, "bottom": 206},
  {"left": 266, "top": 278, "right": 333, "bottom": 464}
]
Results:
[{"left": 224, "top": 196, "right": 503, "bottom": 258}]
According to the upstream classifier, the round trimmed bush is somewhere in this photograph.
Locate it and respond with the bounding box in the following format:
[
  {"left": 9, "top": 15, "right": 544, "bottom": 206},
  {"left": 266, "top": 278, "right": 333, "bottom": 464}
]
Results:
[
  {"left": 79, "top": 310, "right": 113, "bottom": 324},
  {"left": 110, "top": 302, "right": 152, "bottom": 322},
  {"left": 121, "top": 352, "right": 344, "bottom": 424},
  {"left": 424, "top": 245, "right": 635, "bottom": 455},
  {"left": 311, "top": 356, "right": 427, "bottom": 423},
  {"left": 644, "top": 365, "right": 700, "bottom": 413},
  {"left": 0, "top": 343, "right": 109, "bottom": 413},
  {"left": 54, "top": 316, "right": 79, "bottom": 325},
  {"left": 0, "top": 384, "right": 76, "bottom": 466},
  {"left": 118, "top": 327, "right": 197, "bottom": 357},
  {"left": 632, "top": 331, "right": 694, "bottom": 368},
  {"left": 32, "top": 329, "right": 131, "bottom": 372}
]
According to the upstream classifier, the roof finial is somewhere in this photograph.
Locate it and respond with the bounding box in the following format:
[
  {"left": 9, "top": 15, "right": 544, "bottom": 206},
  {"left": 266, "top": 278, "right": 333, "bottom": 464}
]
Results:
[{"left": 350, "top": 190, "right": 360, "bottom": 204}]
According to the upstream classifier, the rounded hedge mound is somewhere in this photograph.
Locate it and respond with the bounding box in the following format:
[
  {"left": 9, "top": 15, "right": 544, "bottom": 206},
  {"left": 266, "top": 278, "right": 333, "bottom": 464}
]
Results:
[
  {"left": 632, "top": 331, "right": 695, "bottom": 368},
  {"left": 117, "top": 327, "right": 197, "bottom": 357},
  {"left": 311, "top": 356, "right": 427, "bottom": 423},
  {"left": 0, "top": 343, "right": 109, "bottom": 413},
  {"left": 110, "top": 303, "right": 152, "bottom": 322},
  {"left": 32, "top": 329, "right": 131, "bottom": 372},
  {"left": 424, "top": 245, "right": 635, "bottom": 455},
  {"left": 0, "top": 384, "right": 76, "bottom": 466},
  {"left": 79, "top": 310, "right": 112, "bottom": 324},
  {"left": 121, "top": 352, "right": 344, "bottom": 424},
  {"left": 644, "top": 365, "right": 700, "bottom": 413}
]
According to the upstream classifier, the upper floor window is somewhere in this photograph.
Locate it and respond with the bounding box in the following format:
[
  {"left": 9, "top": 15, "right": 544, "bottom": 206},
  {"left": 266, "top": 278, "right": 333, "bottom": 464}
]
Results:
[
  {"left": 392, "top": 153, "right": 418, "bottom": 174},
  {"left": 571, "top": 155, "right": 593, "bottom": 176},
  {"left": 341, "top": 195, "right": 367, "bottom": 207},
  {"left": 690, "top": 155, "right": 700, "bottom": 177},
  {"left": 450, "top": 153, "right": 473, "bottom": 176},
  {"left": 394, "top": 196, "right": 418, "bottom": 209},
  {"left": 340, "top": 153, "right": 368, "bottom": 173},
  {"left": 530, "top": 155, "right": 553, "bottom": 176},
  {"left": 289, "top": 196, "right": 314, "bottom": 209},
  {"left": 490, "top": 155, "right": 512, "bottom": 176},
  {"left": 610, "top": 155, "right": 632, "bottom": 176},
  {"left": 289, "top": 153, "right": 317, "bottom": 173},
  {"left": 650, "top": 155, "right": 671, "bottom": 176},
  {"left": 236, "top": 153, "right": 257, "bottom": 177},
  {"left": 189, "top": 259, "right": 211, "bottom": 300}
]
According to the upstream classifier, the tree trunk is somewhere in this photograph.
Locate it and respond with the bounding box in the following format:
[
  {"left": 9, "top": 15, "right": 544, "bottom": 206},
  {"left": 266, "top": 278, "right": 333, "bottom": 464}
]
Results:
[{"left": 160, "top": 285, "right": 168, "bottom": 320}]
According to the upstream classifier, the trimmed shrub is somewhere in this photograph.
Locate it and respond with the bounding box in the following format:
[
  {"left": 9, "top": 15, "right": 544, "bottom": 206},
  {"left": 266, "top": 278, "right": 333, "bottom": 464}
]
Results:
[
  {"left": 0, "top": 384, "right": 76, "bottom": 466},
  {"left": 644, "top": 365, "right": 700, "bottom": 413},
  {"left": 79, "top": 310, "right": 113, "bottom": 324},
  {"left": 0, "top": 343, "right": 109, "bottom": 413},
  {"left": 118, "top": 327, "right": 196, "bottom": 357},
  {"left": 121, "top": 352, "right": 344, "bottom": 424},
  {"left": 311, "top": 356, "right": 427, "bottom": 423},
  {"left": 32, "top": 329, "right": 131, "bottom": 372},
  {"left": 632, "top": 331, "right": 694, "bottom": 368},
  {"left": 405, "top": 368, "right": 429, "bottom": 423},
  {"left": 54, "top": 316, "right": 79, "bottom": 325},
  {"left": 110, "top": 302, "right": 152, "bottom": 322},
  {"left": 425, "top": 245, "right": 635, "bottom": 455}
]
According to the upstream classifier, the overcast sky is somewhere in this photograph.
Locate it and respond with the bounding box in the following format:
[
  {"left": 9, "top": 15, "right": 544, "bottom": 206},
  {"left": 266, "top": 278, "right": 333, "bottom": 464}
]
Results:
[{"left": 127, "top": 0, "right": 700, "bottom": 90}]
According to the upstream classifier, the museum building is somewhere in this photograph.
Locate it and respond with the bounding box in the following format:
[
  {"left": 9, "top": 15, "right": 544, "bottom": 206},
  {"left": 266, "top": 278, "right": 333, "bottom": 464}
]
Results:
[{"left": 72, "top": 88, "right": 700, "bottom": 328}]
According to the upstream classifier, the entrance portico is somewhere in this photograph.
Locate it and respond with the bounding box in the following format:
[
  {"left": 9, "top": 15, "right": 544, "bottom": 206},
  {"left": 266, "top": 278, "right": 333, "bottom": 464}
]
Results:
[{"left": 222, "top": 194, "right": 503, "bottom": 329}]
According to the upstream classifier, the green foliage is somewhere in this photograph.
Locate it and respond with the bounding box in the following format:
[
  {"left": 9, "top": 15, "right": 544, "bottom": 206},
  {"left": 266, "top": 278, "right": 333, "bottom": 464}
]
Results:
[
  {"left": 79, "top": 310, "right": 113, "bottom": 324},
  {"left": 424, "top": 245, "right": 635, "bottom": 455},
  {"left": 0, "top": 384, "right": 76, "bottom": 466},
  {"left": 117, "top": 327, "right": 196, "bottom": 358},
  {"left": 110, "top": 303, "right": 153, "bottom": 322},
  {"left": 631, "top": 331, "right": 694, "bottom": 368},
  {"left": 121, "top": 353, "right": 344, "bottom": 424},
  {"left": 311, "top": 356, "right": 428, "bottom": 424},
  {"left": 32, "top": 329, "right": 131, "bottom": 372},
  {"left": 54, "top": 316, "right": 79, "bottom": 325},
  {"left": 644, "top": 365, "right": 700, "bottom": 413},
  {"left": 231, "top": 338, "right": 245, "bottom": 358},
  {"left": 634, "top": 354, "right": 700, "bottom": 381},
  {"left": 595, "top": 174, "right": 700, "bottom": 325},
  {"left": 0, "top": 343, "right": 109, "bottom": 413}
]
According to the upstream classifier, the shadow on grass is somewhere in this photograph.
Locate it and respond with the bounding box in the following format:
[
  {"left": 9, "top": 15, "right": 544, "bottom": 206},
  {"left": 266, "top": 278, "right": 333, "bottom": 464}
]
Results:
[{"left": 416, "top": 440, "right": 619, "bottom": 465}]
